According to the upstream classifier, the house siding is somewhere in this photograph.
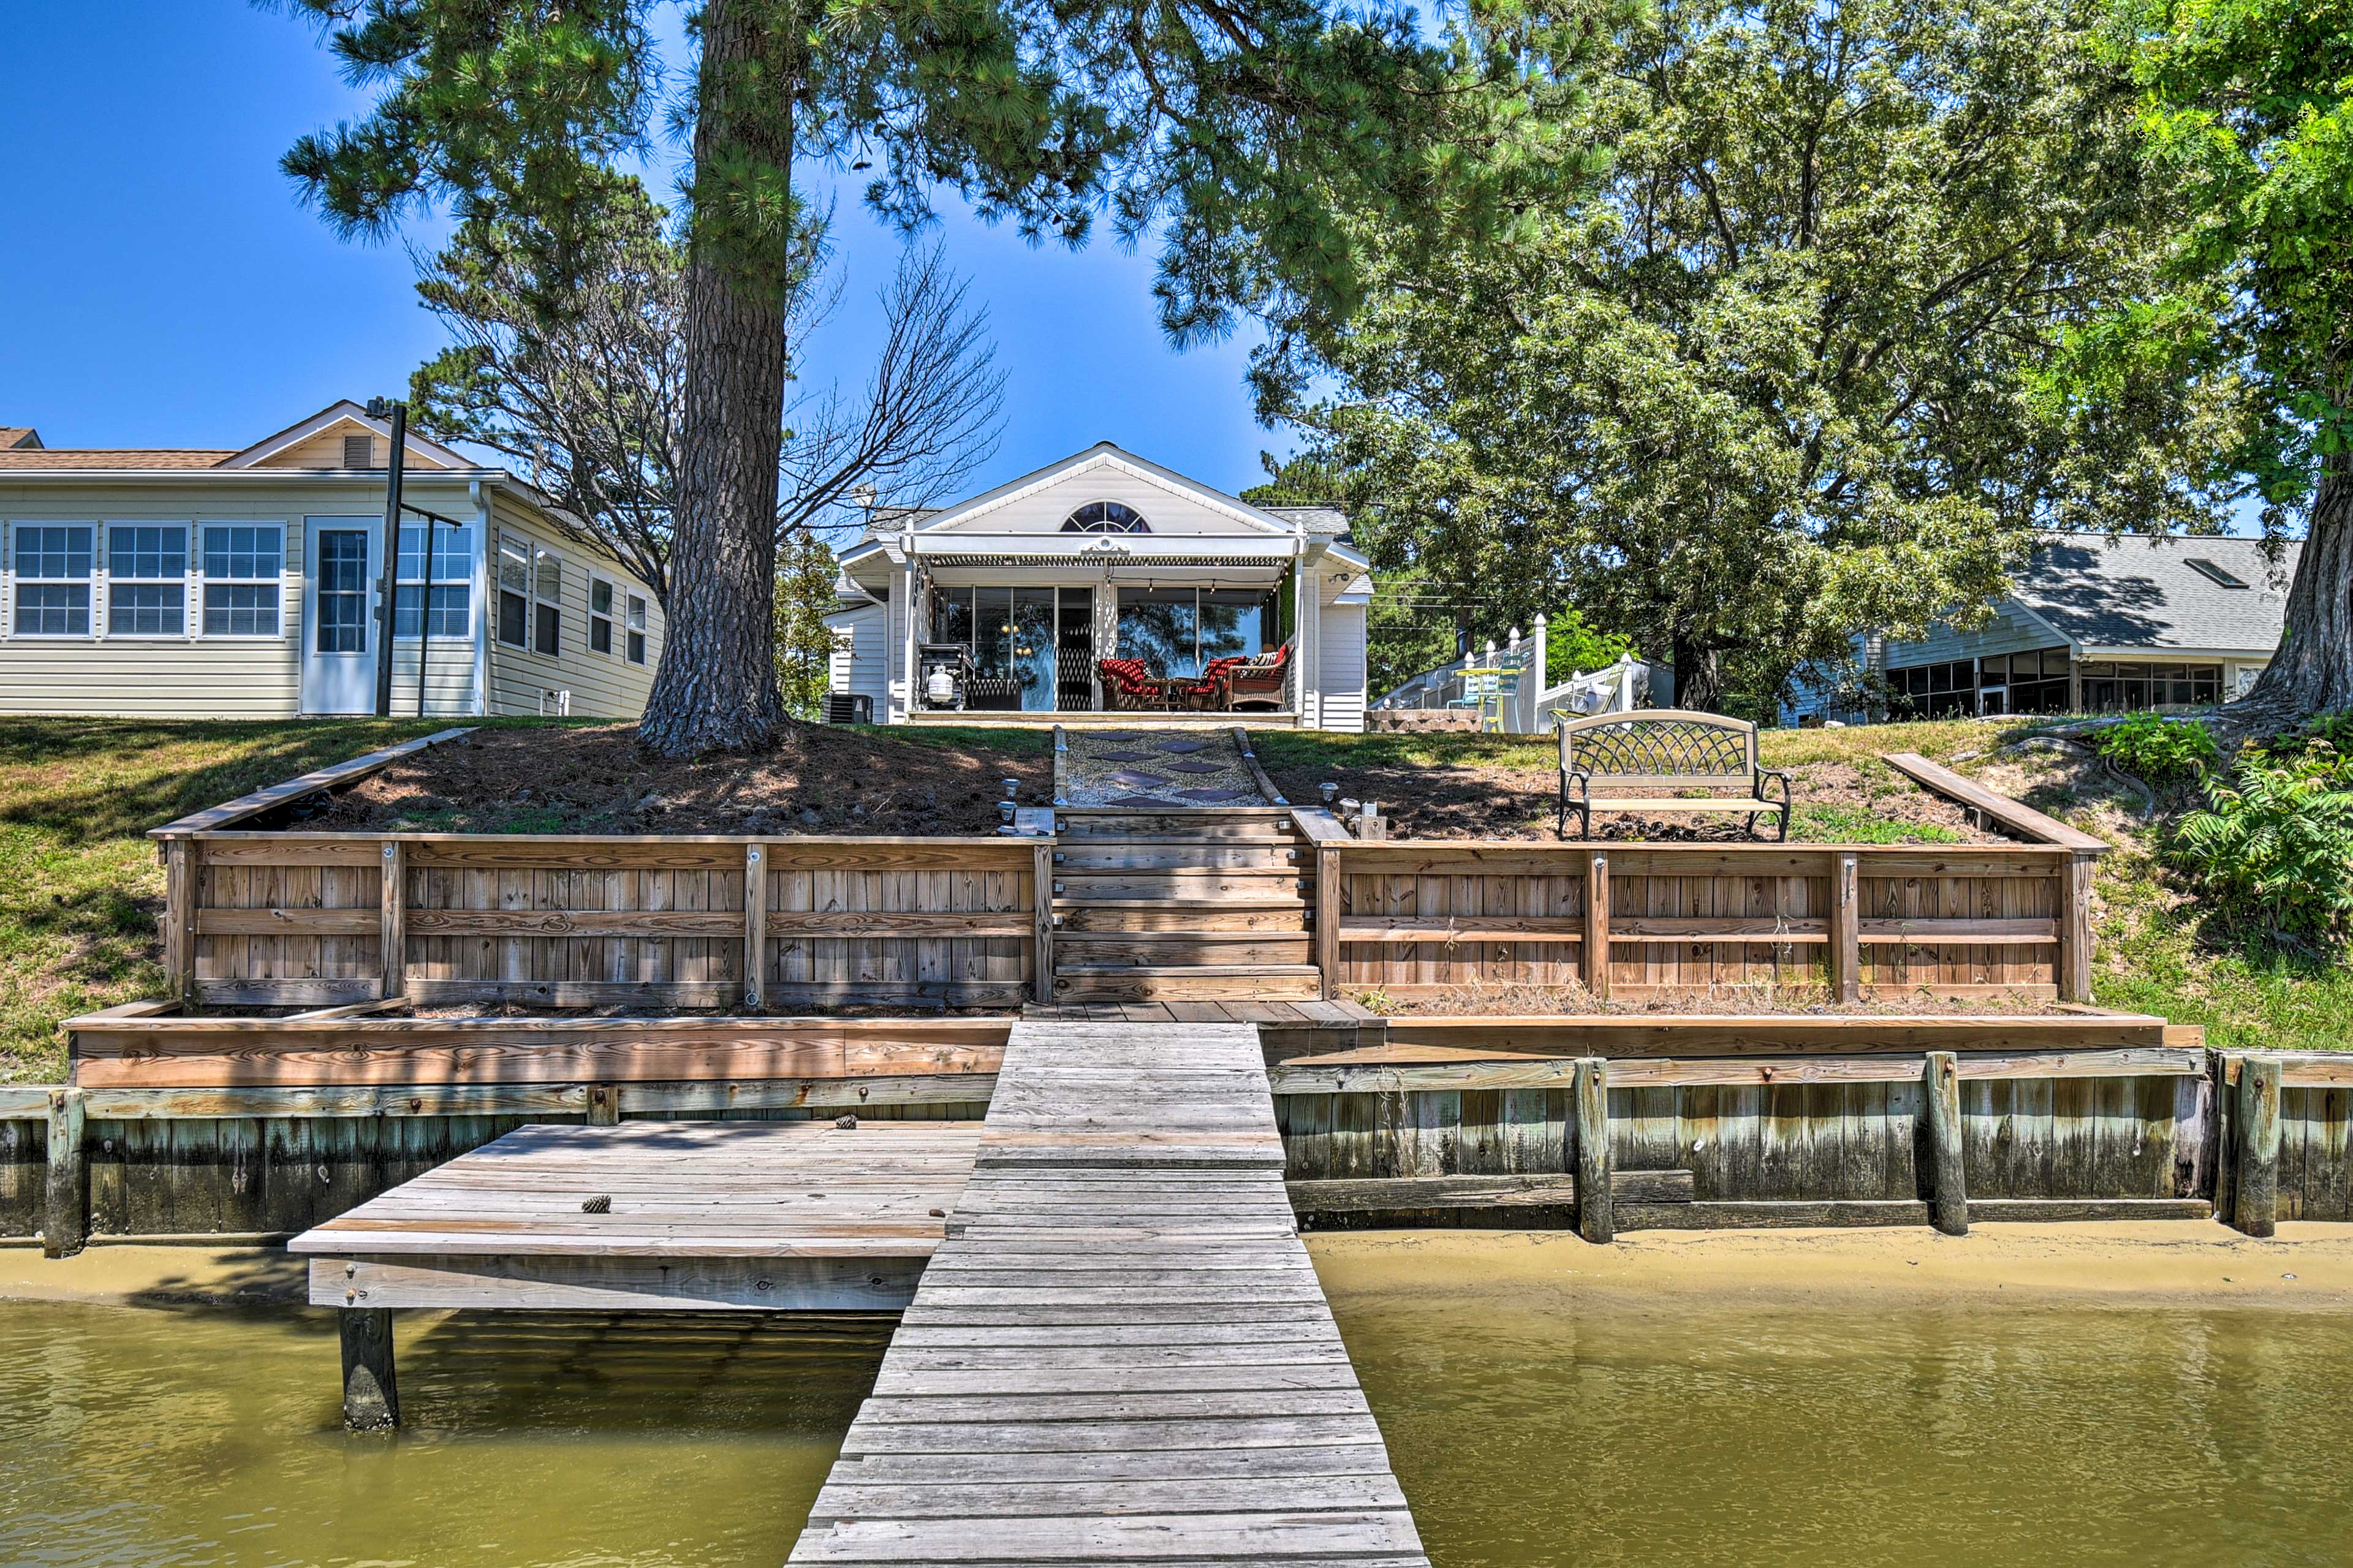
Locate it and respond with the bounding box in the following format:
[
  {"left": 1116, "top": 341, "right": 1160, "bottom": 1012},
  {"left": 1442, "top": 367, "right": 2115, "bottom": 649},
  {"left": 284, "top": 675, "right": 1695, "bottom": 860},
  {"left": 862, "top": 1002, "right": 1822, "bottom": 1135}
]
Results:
[
  {"left": 480, "top": 493, "right": 664, "bottom": 718},
  {"left": 827, "top": 600, "right": 889, "bottom": 716},
  {"left": 1882, "top": 600, "right": 2066, "bottom": 668},
  {"left": 1317, "top": 597, "right": 1368, "bottom": 733}
]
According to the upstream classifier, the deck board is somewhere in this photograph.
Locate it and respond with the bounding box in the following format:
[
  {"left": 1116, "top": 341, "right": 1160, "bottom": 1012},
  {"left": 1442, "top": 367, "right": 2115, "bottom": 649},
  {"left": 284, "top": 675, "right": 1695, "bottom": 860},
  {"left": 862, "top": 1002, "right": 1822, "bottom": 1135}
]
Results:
[{"left": 789, "top": 1020, "right": 1428, "bottom": 1567}]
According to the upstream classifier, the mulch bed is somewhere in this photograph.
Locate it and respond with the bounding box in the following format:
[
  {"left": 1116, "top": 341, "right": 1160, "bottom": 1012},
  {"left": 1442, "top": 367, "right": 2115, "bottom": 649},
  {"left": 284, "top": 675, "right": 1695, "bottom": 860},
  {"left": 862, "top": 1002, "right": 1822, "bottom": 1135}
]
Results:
[
  {"left": 1259, "top": 754, "right": 2010, "bottom": 844},
  {"left": 304, "top": 724, "right": 1051, "bottom": 836}
]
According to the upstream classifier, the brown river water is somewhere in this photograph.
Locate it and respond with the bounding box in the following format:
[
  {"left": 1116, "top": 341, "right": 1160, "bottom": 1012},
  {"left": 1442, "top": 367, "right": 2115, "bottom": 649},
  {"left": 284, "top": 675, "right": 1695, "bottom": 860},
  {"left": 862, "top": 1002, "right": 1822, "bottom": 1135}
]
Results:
[{"left": 3, "top": 1240, "right": 2351, "bottom": 1567}]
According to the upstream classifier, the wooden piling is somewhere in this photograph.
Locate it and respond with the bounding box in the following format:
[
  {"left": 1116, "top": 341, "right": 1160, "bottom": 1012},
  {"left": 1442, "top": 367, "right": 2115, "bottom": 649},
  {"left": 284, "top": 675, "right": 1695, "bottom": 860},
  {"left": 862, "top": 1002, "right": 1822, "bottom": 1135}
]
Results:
[
  {"left": 1922, "top": 1051, "right": 1968, "bottom": 1236},
  {"left": 339, "top": 1307, "right": 400, "bottom": 1431},
  {"left": 1572, "top": 1057, "right": 1613, "bottom": 1243},
  {"left": 587, "top": 1084, "right": 620, "bottom": 1126},
  {"left": 2230, "top": 1053, "right": 2280, "bottom": 1238},
  {"left": 377, "top": 841, "right": 406, "bottom": 999},
  {"left": 1582, "top": 854, "right": 1610, "bottom": 1000},
  {"left": 743, "top": 843, "right": 768, "bottom": 1010},
  {"left": 1032, "top": 839, "right": 1055, "bottom": 1004},
  {"left": 1831, "top": 852, "right": 1861, "bottom": 1003},
  {"left": 42, "top": 1085, "right": 87, "bottom": 1259}
]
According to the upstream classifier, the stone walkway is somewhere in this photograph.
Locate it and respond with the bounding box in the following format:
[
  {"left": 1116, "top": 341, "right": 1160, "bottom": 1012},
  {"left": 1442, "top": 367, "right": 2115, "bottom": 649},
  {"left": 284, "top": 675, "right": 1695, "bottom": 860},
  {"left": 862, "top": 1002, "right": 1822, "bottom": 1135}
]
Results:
[{"left": 1057, "top": 727, "right": 1282, "bottom": 809}]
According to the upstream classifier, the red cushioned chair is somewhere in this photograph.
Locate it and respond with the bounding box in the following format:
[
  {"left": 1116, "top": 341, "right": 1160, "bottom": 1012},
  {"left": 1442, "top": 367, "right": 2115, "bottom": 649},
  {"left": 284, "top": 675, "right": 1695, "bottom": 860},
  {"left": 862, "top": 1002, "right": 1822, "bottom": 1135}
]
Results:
[
  {"left": 1097, "top": 656, "right": 1162, "bottom": 710},
  {"left": 1225, "top": 643, "right": 1292, "bottom": 711}
]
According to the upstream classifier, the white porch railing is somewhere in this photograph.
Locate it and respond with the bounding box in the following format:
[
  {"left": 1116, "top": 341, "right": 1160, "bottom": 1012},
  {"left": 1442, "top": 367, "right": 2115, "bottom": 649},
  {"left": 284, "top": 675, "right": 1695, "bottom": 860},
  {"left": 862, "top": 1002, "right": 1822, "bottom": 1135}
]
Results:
[{"left": 1371, "top": 615, "right": 1656, "bottom": 732}]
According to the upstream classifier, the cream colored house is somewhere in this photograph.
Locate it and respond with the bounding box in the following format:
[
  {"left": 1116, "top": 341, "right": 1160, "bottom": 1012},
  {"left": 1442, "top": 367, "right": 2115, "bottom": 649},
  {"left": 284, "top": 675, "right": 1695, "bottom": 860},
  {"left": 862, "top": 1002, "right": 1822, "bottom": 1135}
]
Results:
[
  {"left": 825, "top": 443, "right": 1374, "bottom": 730},
  {"left": 0, "top": 401, "right": 665, "bottom": 718}
]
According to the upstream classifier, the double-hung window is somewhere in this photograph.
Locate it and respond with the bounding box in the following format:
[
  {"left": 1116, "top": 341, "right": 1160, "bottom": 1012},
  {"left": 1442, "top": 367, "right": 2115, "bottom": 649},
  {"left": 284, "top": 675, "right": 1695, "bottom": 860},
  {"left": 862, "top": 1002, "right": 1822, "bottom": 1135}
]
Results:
[
  {"left": 496, "top": 531, "right": 531, "bottom": 647},
  {"left": 532, "top": 543, "right": 563, "bottom": 655},
  {"left": 107, "top": 525, "right": 188, "bottom": 635},
  {"left": 588, "top": 577, "right": 616, "bottom": 654},
  {"left": 395, "top": 523, "right": 473, "bottom": 637},
  {"left": 202, "top": 525, "right": 283, "bottom": 636},
  {"left": 14, "top": 526, "right": 94, "bottom": 635},
  {"left": 626, "top": 593, "right": 648, "bottom": 665}
]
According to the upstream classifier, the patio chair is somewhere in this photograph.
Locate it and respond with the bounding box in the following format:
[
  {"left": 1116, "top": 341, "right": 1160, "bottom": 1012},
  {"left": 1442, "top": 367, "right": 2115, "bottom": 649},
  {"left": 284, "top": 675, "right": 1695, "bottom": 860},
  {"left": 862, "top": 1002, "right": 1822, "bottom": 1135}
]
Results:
[
  {"left": 1097, "top": 656, "right": 1164, "bottom": 710},
  {"left": 1224, "top": 643, "right": 1292, "bottom": 711}
]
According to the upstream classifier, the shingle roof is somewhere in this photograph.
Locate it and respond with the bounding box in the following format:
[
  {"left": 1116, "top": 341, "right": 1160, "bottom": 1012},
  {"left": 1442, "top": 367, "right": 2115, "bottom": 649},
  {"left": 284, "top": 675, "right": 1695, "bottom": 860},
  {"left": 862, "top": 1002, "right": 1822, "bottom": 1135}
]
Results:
[
  {"left": 2015, "top": 533, "right": 2300, "bottom": 655},
  {"left": 0, "top": 448, "right": 237, "bottom": 470},
  {"left": 1260, "top": 504, "right": 1349, "bottom": 534},
  {"left": 0, "top": 428, "right": 39, "bottom": 450}
]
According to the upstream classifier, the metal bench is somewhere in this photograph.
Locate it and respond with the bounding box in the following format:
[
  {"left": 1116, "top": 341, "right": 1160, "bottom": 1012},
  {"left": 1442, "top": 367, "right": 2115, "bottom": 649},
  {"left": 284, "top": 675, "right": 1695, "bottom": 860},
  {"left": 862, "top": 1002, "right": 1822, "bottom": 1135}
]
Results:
[{"left": 1556, "top": 710, "right": 1794, "bottom": 841}]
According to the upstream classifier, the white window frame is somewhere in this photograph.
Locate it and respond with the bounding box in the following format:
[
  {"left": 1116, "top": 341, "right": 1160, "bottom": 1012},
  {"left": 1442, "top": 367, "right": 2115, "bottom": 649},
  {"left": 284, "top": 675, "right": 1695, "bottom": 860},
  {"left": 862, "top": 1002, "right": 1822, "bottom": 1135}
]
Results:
[
  {"left": 10, "top": 523, "right": 97, "bottom": 639},
  {"left": 104, "top": 522, "right": 192, "bottom": 640},
  {"left": 531, "top": 542, "right": 564, "bottom": 657},
  {"left": 196, "top": 523, "right": 288, "bottom": 640},
  {"left": 496, "top": 529, "right": 532, "bottom": 649},
  {"left": 626, "top": 592, "right": 649, "bottom": 666},
  {"left": 394, "top": 520, "right": 474, "bottom": 642},
  {"left": 587, "top": 574, "right": 620, "bottom": 656}
]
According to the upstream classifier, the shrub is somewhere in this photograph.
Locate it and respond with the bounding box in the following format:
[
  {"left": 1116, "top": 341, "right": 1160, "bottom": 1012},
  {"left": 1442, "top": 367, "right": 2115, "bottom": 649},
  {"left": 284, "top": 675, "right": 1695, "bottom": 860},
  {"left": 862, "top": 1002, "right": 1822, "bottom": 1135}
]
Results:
[
  {"left": 2096, "top": 713, "right": 2219, "bottom": 788},
  {"left": 2173, "top": 744, "right": 2353, "bottom": 944}
]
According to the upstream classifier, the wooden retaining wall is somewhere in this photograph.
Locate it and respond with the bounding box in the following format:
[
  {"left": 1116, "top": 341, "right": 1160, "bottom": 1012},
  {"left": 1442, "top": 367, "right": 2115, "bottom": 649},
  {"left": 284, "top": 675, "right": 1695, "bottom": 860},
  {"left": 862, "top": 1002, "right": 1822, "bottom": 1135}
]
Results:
[
  {"left": 166, "top": 833, "right": 1044, "bottom": 1010},
  {"left": 1319, "top": 843, "right": 2097, "bottom": 1003}
]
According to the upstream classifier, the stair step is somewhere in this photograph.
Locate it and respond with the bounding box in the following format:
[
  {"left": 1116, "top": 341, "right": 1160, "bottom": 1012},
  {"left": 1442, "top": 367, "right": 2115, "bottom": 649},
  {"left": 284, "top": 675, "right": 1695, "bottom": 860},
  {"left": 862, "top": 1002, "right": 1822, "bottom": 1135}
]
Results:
[
  {"left": 1056, "top": 873, "right": 1311, "bottom": 901},
  {"left": 1057, "top": 814, "right": 1297, "bottom": 840},
  {"left": 1056, "top": 903, "right": 1308, "bottom": 933},
  {"left": 1054, "top": 933, "right": 1314, "bottom": 967},
  {"left": 1052, "top": 833, "right": 1300, "bottom": 846},
  {"left": 1056, "top": 844, "right": 1300, "bottom": 872},
  {"left": 1050, "top": 966, "right": 1325, "bottom": 1002}
]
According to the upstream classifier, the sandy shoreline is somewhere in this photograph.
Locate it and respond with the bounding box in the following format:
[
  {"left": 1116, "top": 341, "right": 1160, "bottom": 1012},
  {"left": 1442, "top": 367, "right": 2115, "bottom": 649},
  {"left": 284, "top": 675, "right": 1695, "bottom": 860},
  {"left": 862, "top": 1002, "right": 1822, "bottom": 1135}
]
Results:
[
  {"left": 9, "top": 1222, "right": 2353, "bottom": 1312},
  {"left": 1309, "top": 1222, "right": 2353, "bottom": 1312}
]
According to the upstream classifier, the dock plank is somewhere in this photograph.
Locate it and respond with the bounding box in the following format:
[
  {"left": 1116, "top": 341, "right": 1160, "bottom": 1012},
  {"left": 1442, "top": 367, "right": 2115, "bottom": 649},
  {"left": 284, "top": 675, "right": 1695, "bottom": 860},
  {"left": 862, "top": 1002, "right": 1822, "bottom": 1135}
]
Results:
[{"left": 789, "top": 1020, "right": 1428, "bottom": 1567}]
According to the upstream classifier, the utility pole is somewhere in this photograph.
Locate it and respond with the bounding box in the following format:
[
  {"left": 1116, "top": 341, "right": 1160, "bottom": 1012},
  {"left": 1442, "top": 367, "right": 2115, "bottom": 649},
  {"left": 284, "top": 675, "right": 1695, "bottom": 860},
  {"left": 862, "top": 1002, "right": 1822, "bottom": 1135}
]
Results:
[{"left": 366, "top": 398, "right": 407, "bottom": 718}]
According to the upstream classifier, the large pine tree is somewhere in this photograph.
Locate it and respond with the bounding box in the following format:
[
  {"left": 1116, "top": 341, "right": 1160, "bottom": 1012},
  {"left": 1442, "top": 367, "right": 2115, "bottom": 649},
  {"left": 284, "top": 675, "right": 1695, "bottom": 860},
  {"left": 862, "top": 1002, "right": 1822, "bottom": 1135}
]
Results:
[{"left": 275, "top": 0, "right": 1589, "bottom": 755}]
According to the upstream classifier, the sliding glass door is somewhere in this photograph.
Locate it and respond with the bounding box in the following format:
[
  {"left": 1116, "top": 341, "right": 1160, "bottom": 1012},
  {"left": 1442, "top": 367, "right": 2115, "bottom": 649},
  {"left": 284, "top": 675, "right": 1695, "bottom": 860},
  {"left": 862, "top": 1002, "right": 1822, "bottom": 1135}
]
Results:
[
  {"left": 930, "top": 585, "right": 1097, "bottom": 710},
  {"left": 1116, "top": 586, "right": 1278, "bottom": 680}
]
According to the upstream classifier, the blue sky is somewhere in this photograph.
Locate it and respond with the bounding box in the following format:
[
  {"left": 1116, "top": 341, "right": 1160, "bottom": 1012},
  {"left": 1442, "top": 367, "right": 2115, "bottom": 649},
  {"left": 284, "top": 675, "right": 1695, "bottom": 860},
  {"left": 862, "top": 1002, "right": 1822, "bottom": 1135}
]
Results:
[{"left": 0, "top": 3, "right": 1290, "bottom": 496}]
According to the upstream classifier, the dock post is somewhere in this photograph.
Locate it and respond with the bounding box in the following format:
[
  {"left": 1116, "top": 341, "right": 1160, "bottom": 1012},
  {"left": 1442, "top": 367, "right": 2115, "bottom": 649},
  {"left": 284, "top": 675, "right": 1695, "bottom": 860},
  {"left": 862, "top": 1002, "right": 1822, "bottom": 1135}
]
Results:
[
  {"left": 587, "top": 1084, "right": 620, "bottom": 1126},
  {"left": 340, "top": 1308, "right": 400, "bottom": 1431},
  {"left": 2229, "top": 1053, "right": 2280, "bottom": 1238},
  {"left": 1922, "top": 1051, "right": 1968, "bottom": 1236},
  {"left": 1572, "top": 1057, "right": 1613, "bottom": 1243},
  {"left": 42, "top": 1086, "right": 88, "bottom": 1259}
]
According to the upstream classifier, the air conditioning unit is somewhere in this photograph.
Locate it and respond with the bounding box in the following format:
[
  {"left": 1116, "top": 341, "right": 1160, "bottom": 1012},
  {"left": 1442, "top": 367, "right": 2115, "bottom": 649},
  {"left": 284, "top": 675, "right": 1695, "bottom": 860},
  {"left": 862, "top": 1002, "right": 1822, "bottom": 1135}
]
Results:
[{"left": 539, "top": 689, "right": 572, "bottom": 716}]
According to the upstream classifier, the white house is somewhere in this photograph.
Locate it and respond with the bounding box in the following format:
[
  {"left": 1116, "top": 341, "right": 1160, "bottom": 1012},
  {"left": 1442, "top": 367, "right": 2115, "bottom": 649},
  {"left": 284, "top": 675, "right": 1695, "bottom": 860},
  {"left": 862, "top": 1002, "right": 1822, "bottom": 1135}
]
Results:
[
  {"left": 0, "top": 401, "right": 665, "bottom": 718},
  {"left": 825, "top": 443, "right": 1374, "bottom": 730}
]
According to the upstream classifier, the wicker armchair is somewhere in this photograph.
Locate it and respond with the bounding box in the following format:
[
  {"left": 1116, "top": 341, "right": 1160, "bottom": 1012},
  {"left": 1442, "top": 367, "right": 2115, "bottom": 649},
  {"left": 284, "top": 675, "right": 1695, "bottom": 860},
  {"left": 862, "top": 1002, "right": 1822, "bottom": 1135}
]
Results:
[
  {"left": 1224, "top": 643, "right": 1292, "bottom": 711},
  {"left": 1097, "top": 656, "right": 1162, "bottom": 710}
]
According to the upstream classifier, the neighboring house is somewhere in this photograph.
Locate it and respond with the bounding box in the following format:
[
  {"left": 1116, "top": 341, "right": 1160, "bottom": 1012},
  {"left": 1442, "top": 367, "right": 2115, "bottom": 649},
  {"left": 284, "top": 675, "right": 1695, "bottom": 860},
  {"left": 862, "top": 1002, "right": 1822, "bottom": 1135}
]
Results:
[
  {"left": 0, "top": 401, "right": 665, "bottom": 718},
  {"left": 1800, "top": 532, "right": 2298, "bottom": 722},
  {"left": 825, "top": 442, "right": 1374, "bottom": 730}
]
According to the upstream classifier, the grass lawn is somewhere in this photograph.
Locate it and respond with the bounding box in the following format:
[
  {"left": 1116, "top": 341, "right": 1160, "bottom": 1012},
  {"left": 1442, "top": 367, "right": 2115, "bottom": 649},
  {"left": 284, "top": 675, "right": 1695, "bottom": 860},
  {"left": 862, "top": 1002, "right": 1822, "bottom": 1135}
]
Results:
[{"left": 0, "top": 713, "right": 2340, "bottom": 1083}]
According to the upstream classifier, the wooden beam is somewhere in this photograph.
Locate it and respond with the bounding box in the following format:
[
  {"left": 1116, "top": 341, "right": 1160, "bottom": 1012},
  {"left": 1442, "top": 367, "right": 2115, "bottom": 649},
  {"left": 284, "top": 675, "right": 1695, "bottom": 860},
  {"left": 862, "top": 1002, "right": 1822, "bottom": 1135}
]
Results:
[
  {"left": 338, "top": 1306, "right": 400, "bottom": 1431},
  {"left": 1572, "top": 1056, "right": 1612, "bottom": 1243},
  {"left": 744, "top": 843, "right": 768, "bottom": 1011},
  {"left": 311, "top": 1253, "right": 929, "bottom": 1312},
  {"left": 378, "top": 839, "right": 406, "bottom": 1000},
  {"left": 151, "top": 727, "right": 473, "bottom": 838},
  {"left": 42, "top": 1086, "right": 86, "bottom": 1259},
  {"left": 164, "top": 839, "right": 196, "bottom": 1004},
  {"left": 1922, "top": 1051, "right": 1968, "bottom": 1237},
  {"left": 1831, "top": 851, "right": 1861, "bottom": 1003},
  {"left": 1379, "top": 1013, "right": 2168, "bottom": 1055},
  {"left": 1582, "top": 851, "right": 1610, "bottom": 999},
  {"left": 1286, "top": 1170, "right": 1694, "bottom": 1213},
  {"left": 2060, "top": 850, "right": 2097, "bottom": 1004},
  {"left": 1032, "top": 839, "right": 1055, "bottom": 1006},
  {"left": 1881, "top": 751, "right": 2110, "bottom": 852},
  {"left": 1267, "top": 1046, "right": 2203, "bottom": 1095},
  {"left": 2229, "top": 1053, "right": 2280, "bottom": 1238}
]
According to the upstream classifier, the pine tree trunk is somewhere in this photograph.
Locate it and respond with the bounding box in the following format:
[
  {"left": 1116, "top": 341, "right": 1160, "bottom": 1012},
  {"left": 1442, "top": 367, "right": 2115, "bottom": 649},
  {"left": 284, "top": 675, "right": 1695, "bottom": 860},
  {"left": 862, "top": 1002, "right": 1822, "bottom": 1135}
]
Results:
[
  {"left": 2234, "top": 448, "right": 2353, "bottom": 729},
  {"left": 638, "top": 0, "right": 792, "bottom": 758}
]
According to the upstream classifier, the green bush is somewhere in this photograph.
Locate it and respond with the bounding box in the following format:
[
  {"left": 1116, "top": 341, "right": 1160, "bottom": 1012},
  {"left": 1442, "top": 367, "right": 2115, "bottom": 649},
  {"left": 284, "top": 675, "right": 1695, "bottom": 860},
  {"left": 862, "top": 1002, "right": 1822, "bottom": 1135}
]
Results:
[
  {"left": 2173, "top": 743, "right": 2353, "bottom": 944},
  {"left": 2095, "top": 713, "right": 2219, "bottom": 787}
]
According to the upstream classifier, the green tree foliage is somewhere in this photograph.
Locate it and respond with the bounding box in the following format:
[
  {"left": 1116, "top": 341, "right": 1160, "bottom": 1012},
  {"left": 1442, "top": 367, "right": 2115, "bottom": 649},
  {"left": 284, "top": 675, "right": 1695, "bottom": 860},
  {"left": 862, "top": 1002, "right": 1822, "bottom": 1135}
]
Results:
[
  {"left": 2104, "top": 0, "right": 2353, "bottom": 722},
  {"left": 1258, "top": 0, "right": 2250, "bottom": 714},
  {"left": 773, "top": 531, "right": 840, "bottom": 718},
  {"left": 2095, "top": 712, "right": 2221, "bottom": 787},
  {"left": 271, "top": 0, "right": 1600, "bottom": 756}
]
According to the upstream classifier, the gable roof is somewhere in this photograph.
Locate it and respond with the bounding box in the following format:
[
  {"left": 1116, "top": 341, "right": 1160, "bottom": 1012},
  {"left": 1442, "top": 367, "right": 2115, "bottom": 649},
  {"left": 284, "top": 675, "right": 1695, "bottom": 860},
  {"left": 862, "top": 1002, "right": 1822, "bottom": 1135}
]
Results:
[
  {"left": 219, "top": 399, "right": 470, "bottom": 470},
  {"left": 0, "top": 428, "right": 39, "bottom": 450},
  {"left": 2014, "top": 533, "right": 2300, "bottom": 655},
  {"left": 909, "top": 442, "right": 1295, "bottom": 537}
]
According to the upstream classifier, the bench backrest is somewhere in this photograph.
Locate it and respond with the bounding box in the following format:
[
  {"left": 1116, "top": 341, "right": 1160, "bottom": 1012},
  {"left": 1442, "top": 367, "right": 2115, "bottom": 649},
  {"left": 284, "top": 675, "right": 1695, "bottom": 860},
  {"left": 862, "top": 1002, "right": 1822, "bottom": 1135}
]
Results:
[{"left": 1557, "top": 710, "right": 1759, "bottom": 787}]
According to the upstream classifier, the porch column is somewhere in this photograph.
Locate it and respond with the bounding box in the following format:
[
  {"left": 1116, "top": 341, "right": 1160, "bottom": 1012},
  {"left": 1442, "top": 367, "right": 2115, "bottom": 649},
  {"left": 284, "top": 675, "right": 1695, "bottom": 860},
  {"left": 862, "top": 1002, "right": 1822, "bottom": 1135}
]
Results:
[
  {"left": 1300, "top": 566, "right": 1322, "bottom": 729},
  {"left": 897, "top": 556, "right": 917, "bottom": 722}
]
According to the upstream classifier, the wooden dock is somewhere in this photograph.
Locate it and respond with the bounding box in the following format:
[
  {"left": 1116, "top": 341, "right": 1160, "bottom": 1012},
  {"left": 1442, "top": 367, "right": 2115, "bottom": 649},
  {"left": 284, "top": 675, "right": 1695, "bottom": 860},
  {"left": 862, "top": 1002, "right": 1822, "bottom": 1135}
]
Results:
[{"left": 789, "top": 1020, "right": 1429, "bottom": 1566}]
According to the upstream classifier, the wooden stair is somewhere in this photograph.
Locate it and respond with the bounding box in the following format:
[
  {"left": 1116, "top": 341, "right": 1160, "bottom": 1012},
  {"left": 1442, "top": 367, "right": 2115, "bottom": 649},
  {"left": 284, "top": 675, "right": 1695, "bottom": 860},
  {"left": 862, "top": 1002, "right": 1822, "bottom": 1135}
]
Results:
[{"left": 1050, "top": 809, "right": 1321, "bottom": 1002}]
